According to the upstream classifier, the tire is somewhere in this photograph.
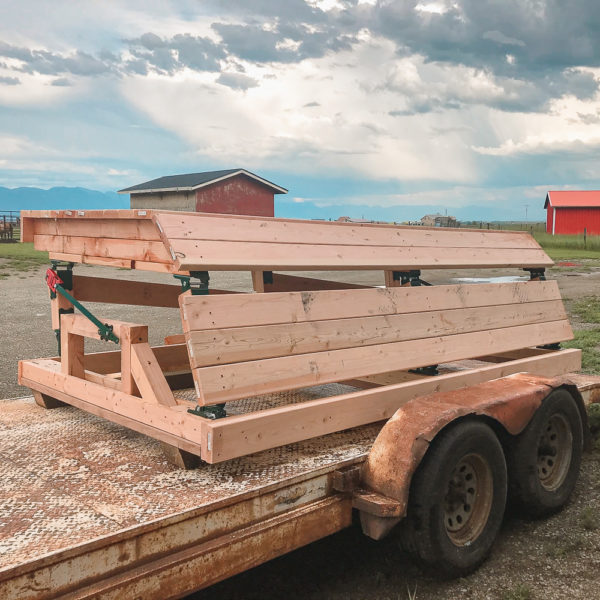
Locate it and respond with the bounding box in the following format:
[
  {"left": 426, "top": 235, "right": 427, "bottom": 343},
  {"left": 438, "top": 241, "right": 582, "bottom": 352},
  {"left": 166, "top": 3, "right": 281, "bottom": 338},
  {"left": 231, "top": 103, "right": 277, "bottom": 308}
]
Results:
[
  {"left": 401, "top": 419, "right": 507, "bottom": 577},
  {"left": 507, "top": 388, "right": 583, "bottom": 518}
]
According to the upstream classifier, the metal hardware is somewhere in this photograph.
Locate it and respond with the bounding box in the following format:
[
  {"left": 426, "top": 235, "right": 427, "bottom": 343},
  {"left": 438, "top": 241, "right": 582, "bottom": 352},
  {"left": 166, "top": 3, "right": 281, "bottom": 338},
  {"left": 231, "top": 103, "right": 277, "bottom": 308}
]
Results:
[
  {"left": 409, "top": 365, "right": 439, "bottom": 376},
  {"left": 45, "top": 267, "right": 119, "bottom": 344},
  {"left": 524, "top": 268, "right": 546, "bottom": 281},
  {"left": 392, "top": 270, "right": 432, "bottom": 287},
  {"left": 174, "top": 271, "right": 210, "bottom": 295},
  {"left": 187, "top": 403, "right": 227, "bottom": 419}
]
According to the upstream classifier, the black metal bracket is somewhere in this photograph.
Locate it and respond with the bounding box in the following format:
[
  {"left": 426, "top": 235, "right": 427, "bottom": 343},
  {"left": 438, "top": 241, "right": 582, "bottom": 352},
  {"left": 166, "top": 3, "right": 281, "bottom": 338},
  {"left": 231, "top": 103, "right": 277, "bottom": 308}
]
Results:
[
  {"left": 187, "top": 403, "right": 227, "bottom": 419},
  {"left": 524, "top": 268, "right": 546, "bottom": 281},
  {"left": 262, "top": 270, "right": 274, "bottom": 285},
  {"left": 174, "top": 271, "right": 210, "bottom": 295},
  {"left": 409, "top": 365, "right": 439, "bottom": 376},
  {"left": 537, "top": 343, "right": 562, "bottom": 350},
  {"left": 392, "top": 270, "right": 432, "bottom": 287}
]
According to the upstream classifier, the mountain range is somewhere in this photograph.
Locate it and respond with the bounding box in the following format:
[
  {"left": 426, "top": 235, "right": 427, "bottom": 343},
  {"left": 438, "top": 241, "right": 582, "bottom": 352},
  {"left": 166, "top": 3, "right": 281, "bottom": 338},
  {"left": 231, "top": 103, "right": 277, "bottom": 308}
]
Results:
[{"left": 0, "top": 185, "right": 541, "bottom": 224}]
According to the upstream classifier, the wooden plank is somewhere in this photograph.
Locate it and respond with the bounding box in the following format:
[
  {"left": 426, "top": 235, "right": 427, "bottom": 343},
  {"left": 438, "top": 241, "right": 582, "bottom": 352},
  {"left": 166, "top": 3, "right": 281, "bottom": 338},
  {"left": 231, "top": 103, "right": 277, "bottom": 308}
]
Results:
[
  {"left": 81, "top": 344, "right": 190, "bottom": 375},
  {"left": 180, "top": 281, "right": 562, "bottom": 331},
  {"left": 155, "top": 212, "right": 543, "bottom": 249},
  {"left": 19, "top": 360, "right": 202, "bottom": 455},
  {"left": 186, "top": 300, "right": 567, "bottom": 367},
  {"left": 203, "top": 349, "right": 582, "bottom": 462},
  {"left": 29, "top": 218, "right": 161, "bottom": 241},
  {"left": 265, "top": 273, "right": 369, "bottom": 292},
  {"left": 192, "top": 320, "right": 573, "bottom": 404},
  {"left": 34, "top": 234, "right": 172, "bottom": 264},
  {"left": 121, "top": 325, "right": 148, "bottom": 396},
  {"left": 49, "top": 252, "right": 132, "bottom": 269},
  {"left": 131, "top": 343, "right": 177, "bottom": 406},
  {"left": 171, "top": 239, "right": 552, "bottom": 271},
  {"left": 72, "top": 276, "right": 182, "bottom": 307},
  {"left": 60, "top": 331, "right": 84, "bottom": 378}
]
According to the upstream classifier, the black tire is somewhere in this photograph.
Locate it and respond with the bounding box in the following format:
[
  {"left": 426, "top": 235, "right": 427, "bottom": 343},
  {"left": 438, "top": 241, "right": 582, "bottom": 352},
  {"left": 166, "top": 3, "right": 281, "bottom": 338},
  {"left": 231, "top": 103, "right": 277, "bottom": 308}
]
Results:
[
  {"left": 401, "top": 419, "right": 507, "bottom": 577},
  {"left": 507, "top": 388, "right": 583, "bottom": 518}
]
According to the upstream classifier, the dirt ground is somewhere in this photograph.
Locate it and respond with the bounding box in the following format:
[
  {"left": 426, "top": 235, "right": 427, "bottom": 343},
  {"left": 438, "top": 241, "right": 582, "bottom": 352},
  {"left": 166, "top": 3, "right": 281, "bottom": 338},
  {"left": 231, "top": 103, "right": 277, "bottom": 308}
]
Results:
[{"left": 2, "top": 261, "right": 600, "bottom": 599}]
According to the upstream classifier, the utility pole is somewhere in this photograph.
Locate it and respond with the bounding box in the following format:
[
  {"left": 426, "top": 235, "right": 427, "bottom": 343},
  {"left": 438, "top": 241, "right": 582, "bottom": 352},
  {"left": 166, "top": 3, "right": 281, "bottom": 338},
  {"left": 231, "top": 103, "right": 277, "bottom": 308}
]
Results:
[{"left": 524, "top": 204, "right": 529, "bottom": 221}]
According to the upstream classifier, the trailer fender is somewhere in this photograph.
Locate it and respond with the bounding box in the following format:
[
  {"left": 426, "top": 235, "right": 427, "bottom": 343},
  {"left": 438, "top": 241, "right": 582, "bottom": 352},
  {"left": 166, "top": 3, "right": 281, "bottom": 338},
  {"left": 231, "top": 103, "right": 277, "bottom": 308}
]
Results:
[{"left": 356, "top": 373, "right": 585, "bottom": 540}]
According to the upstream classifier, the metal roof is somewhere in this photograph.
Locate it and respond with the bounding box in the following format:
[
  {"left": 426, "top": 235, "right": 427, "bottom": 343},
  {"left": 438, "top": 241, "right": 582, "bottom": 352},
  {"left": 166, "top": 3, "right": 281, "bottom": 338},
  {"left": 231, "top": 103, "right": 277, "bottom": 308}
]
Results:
[
  {"left": 545, "top": 191, "right": 600, "bottom": 208},
  {"left": 118, "top": 169, "right": 288, "bottom": 194}
]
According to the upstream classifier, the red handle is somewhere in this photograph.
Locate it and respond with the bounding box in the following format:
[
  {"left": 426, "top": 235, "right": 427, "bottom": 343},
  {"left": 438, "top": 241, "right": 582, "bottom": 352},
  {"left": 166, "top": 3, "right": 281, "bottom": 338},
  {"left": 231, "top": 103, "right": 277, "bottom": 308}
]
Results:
[{"left": 45, "top": 268, "right": 64, "bottom": 292}]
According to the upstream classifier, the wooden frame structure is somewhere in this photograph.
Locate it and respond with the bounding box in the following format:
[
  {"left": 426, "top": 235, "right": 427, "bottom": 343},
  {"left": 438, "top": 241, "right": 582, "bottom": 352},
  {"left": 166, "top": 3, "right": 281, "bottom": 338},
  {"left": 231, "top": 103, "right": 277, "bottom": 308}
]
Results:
[{"left": 18, "top": 210, "right": 580, "bottom": 464}]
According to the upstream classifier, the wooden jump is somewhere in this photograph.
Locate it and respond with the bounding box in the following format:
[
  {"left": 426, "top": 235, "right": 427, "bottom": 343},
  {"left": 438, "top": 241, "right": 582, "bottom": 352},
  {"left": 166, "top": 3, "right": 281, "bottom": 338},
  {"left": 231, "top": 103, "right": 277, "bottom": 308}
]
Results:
[{"left": 17, "top": 210, "right": 577, "bottom": 465}]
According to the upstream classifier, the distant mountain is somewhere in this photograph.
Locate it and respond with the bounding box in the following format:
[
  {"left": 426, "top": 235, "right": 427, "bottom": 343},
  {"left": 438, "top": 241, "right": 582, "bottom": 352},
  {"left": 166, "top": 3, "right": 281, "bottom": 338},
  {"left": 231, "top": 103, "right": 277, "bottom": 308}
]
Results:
[
  {"left": 0, "top": 186, "right": 127, "bottom": 211},
  {"left": 0, "top": 185, "right": 542, "bottom": 223}
]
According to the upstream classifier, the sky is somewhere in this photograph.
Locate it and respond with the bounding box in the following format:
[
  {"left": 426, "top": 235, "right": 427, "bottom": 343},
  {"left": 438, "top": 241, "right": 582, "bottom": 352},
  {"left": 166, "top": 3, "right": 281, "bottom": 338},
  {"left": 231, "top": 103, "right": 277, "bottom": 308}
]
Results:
[{"left": 1, "top": 0, "right": 599, "bottom": 221}]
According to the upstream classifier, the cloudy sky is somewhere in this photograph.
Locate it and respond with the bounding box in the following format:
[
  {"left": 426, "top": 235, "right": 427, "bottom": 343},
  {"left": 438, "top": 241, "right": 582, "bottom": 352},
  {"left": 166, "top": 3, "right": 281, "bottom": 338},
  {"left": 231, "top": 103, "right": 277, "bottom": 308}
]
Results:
[{"left": 1, "top": 0, "right": 599, "bottom": 220}]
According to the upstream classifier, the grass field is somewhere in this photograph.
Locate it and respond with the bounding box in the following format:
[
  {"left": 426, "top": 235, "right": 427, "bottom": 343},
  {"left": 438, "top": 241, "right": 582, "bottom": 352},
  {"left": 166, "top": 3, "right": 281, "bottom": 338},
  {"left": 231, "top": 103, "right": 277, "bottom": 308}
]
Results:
[
  {"left": 563, "top": 297, "right": 600, "bottom": 374},
  {"left": 0, "top": 242, "right": 48, "bottom": 278}
]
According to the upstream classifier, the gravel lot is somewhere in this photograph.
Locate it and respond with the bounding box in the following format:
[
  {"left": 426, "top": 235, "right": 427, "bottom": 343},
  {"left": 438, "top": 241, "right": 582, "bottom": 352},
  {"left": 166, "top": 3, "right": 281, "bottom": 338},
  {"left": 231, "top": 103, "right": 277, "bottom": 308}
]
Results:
[{"left": 2, "top": 261, "right": 600, "bottom": 599}]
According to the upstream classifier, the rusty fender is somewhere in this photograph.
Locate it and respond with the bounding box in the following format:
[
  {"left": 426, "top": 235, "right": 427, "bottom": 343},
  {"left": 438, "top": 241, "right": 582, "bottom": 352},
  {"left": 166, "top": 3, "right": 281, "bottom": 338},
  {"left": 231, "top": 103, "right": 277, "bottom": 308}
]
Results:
[{"left": 356, "top": 373, "right": 586, "bottom": 540}]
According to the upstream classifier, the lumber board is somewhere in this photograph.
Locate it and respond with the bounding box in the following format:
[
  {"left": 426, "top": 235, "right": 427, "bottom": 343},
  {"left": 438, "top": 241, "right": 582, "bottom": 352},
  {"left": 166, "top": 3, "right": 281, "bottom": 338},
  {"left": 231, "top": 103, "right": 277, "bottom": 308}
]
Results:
[
  {"left": 19, "top": 359, "right": 202, "bottom": 455},
  {"left": 80, "top": 343, "right": 191, "bottom": 375},
  {"left": 155, "top": 212, "right": 543, "bottom": 249},
  {"left": 186, "top": 300, "right": 567, "bottom": 367},
  {"left": 131, "top": 343, "right": 177, "bottom": 406},
  {"left": 180, "top": 281, "right": 562, "bottom": 331},
  {"left": 202, "top": 349, "right": 582, "bottom": 462},
  {"left": 170, "top": 239, "right": 552, "bottom": 271},
  {"left": 264, "top": 273, "right": 369, "bottom": 292},
  {"left": 34, "top": 234, "right": 171, "bottom": 264},
  {"left": 72, "top": 275, "right": 182, "bottom": 307},
  {"left": 27, "top": 218, "right": 161, "bottom": 241},
  {"left": 192, "top": 320, "right": 573, "bottom": 403}
]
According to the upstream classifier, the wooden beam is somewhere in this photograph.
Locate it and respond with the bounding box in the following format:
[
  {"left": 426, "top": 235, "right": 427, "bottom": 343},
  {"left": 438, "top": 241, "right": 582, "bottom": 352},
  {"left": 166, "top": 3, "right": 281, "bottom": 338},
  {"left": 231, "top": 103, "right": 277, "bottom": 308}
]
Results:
[
  {"left": 180, "top": 281, "right": 562, "bottom": 331},
  {"left": 34, "top": 234, "right": 172, "bottom": 264},
  {"left": 19, "top": 360, "right": 202, "bottom": 456},
  {"left": 192, "top": 320, "right": 573, "bottom": 404},
  {"left": 202, "top": 349, "right": 582, "bottom": 462},
  {"left": 185, "top": 300, "right": 567, "bottom": 367},
  {"left": 171, "top": 239, "right": 552, "bottom": 271},
  {"left": 72, "top": 275, "right": 182, "bottom": 307},
  {"left": 264, "top": 273, "right": 368, "bottom": 292},
  {"left": 131, "top": 343, "right": 177, "bottom": 406}
]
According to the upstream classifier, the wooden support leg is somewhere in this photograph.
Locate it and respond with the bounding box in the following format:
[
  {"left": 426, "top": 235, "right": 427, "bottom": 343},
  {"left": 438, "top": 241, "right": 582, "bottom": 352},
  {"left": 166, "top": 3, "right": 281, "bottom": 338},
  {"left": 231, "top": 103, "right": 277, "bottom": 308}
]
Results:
[
  {"left": 33, "top": 390, "right": 66, "bottom": 409},
  {"left": 251, "top": 270, "right": 265, "bottom": 293},
  {"left": 160, "top": 442, "right": 202, "bottom": 469}
]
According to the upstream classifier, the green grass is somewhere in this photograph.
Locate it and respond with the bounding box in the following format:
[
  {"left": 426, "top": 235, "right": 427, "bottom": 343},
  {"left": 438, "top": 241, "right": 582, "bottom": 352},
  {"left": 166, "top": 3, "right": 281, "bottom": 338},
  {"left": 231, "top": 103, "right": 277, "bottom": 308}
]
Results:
[
  {"left": 0, "top": 242, "right": 48, "bottom": 274},
  {"left": 562, "top": 297, "right": 600, "bottom": 374}
]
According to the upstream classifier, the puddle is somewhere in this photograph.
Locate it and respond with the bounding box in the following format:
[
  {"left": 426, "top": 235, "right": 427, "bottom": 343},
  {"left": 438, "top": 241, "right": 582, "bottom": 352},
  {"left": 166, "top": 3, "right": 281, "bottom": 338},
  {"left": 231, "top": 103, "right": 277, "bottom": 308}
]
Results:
[{"left": 451, "top": 276, "right": 528, "bottom": 284}]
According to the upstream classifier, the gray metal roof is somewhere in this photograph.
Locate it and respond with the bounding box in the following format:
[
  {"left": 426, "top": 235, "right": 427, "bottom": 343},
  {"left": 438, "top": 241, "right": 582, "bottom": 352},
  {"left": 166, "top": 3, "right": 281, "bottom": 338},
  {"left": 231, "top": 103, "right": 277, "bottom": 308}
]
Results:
[{"left": 118, "top": 169, "right": 287, "bottom": 194}]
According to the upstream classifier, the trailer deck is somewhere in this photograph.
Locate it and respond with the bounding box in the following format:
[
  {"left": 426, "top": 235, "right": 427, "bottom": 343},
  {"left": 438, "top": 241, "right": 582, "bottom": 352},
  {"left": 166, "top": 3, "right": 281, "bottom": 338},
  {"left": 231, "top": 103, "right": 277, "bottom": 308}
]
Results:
[{"left": 0, "top": 387, "right": 377, "bottom": 599}]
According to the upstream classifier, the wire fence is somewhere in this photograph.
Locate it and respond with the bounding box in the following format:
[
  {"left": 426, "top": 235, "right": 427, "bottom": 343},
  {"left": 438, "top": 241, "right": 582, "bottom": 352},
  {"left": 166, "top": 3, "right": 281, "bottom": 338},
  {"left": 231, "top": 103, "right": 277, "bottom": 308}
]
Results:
[{"left": 0, "top": 211, "right": 21, "bottom": 242}]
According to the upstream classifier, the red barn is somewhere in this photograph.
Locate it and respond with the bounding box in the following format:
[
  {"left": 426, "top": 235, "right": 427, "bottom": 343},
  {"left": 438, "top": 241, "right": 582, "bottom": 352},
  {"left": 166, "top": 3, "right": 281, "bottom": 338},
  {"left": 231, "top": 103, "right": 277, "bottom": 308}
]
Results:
[
  {"left": 544, "top": 190, "right": 600, "bottom": 235},
  {"left": 119, "top": 169, "right": 287, "bottom": 217}
]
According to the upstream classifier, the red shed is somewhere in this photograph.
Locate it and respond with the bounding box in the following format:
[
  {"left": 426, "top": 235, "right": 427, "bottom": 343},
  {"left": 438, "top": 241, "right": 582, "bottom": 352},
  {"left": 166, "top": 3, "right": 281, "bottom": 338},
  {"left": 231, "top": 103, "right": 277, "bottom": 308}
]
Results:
[
  {"left": 119, "top": 169, "right": 287, "bottom": 217},
  {"left": 544, "top": 190, "right": 600, "bottom": 235}
]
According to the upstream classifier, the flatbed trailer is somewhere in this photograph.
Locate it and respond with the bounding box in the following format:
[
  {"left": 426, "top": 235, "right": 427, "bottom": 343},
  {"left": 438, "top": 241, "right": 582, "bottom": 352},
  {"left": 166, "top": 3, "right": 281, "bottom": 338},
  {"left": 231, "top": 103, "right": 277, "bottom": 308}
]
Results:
[
  {"left": 4, "top": 209, "right": 600, "bottom": 596},
  {"left": 3, "top": 372, "right": 600, "bottom": 600}
]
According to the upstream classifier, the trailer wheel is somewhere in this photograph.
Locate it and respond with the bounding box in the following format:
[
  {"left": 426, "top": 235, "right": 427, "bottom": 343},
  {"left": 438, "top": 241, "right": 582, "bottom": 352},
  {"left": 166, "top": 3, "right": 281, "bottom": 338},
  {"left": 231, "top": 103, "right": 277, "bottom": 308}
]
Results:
[
  {"left": 401, "top": 420, "right": 507, "bottom": 577},
  {"left": 507, "top": 389, "right": 583, "bottom": 517}
]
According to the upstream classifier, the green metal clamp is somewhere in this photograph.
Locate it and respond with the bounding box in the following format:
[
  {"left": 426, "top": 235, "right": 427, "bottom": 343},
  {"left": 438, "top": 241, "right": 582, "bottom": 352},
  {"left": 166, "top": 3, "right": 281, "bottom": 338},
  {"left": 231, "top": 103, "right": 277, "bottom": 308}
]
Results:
[{"left": 174, "top": 271, "right": 210, "bottom": 295}]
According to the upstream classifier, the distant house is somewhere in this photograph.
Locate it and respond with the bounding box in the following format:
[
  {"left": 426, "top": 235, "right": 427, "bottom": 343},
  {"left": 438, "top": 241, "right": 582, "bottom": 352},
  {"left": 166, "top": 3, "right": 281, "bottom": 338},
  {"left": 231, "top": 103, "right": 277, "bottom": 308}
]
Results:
[
  {"left": 544, "top": 191, "right": 600, "bottom": 235},
  {"left": 420, "top": 213, "right": 457, "bottom": 227},
  {"left": 118, "top": 169, "right": 287, "bottom": 217}
]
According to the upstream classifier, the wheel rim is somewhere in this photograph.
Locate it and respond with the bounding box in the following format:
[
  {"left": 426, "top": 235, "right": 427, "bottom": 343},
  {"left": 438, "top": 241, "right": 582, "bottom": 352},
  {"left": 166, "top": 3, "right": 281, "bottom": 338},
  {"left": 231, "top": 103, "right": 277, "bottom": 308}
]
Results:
[
  {"left": 443, "top": 453, "right": 494, "bottom": 546},
  {"left": 537, "top": 413, "right": 573, "bottom": 491}
]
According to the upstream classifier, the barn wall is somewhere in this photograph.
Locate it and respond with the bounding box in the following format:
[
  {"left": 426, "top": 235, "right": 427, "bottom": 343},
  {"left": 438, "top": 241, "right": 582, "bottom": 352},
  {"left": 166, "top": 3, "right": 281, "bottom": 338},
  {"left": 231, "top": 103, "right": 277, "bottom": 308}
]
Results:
[
  {"left": 554, "top": 207, "right": 600, "bottom": 235},
  {"left": 130, "top": 192, "right": 196, "bottom": 211},
  {"left": 546, "top": 205, "right": 554, "bottom": 233},
  {"left": 195, "top": 176, "right": 274, "bottom": 216}
]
